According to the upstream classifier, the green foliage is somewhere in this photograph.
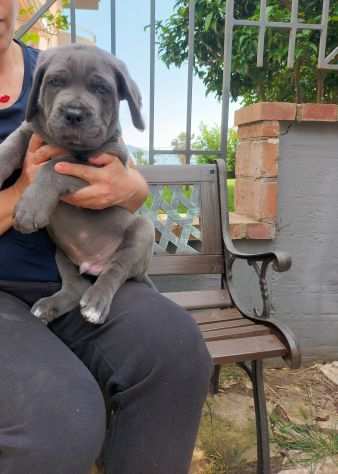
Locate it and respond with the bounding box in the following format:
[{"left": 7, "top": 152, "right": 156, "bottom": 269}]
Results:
[
  {"left": 171, "top": 123, "right": 238, "bottom": 176},
  {"left": 19, "top": 6, "right": 69, "bottom": 47},
  {"left": 271, "top": 415, "right": 338, "bottom": 467},
  {"left": 21, "top": 31, "right": 40, "bottom": 46},
  {"left": 144, "top": 185, "right": 193, "bottom": 214},
  {"left": 197, "top": 399, "right": 256, "bottom": 473},
  {"left": 193, "top": 124, "right": 238, "bottom": 178},
  {"left": 193, "top": 122, "right": 221, "bottom": 164},
  {"left": 156, "top": 0, "right": 338, "bottom": 104},
  {"left": 144, "top": 181, "right": 234, "bottom": 213},
  {"left": 171, "top": 131, "right": 189, "bottom": 165},
  {"left": 132, "top": 149, "right": 148, "bottom": 166},
  {"left": 227, "top": 178, "right": 235, "bottom": 212}
]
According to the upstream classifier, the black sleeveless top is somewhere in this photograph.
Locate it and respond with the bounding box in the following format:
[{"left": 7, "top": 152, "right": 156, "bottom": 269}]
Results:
[{"left": 0, "top": 41, "right": 59, "bottom": 282}]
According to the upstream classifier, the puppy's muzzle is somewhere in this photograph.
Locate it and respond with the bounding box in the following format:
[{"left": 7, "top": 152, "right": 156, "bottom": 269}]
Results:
[{"left": 63, "top": 106, "right": 92, "bottom": 126}]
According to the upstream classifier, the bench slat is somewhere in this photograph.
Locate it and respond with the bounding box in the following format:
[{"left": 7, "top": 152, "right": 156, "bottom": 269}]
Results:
[
  {"left": 202, "top": 325, "right": 271, "bottom": 342},
  {"left": 149, "top": 255, "right": 224, "bottom": 275},
  {"left": 190, "top": 308, "right": 241, "bottom": 324},
  {"left": 207, "top": 334, "right": 287, "bottom": 364},
  {"left": 199, "top": 319, "right": 254, "bottom": 332},
  {"left": 163, "top": 290, "right": 231, "bottom": 310}
]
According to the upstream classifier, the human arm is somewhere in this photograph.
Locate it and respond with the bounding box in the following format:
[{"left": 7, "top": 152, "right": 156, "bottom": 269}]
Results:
[
  {"left": 0, "top": 135, "right": 66, "bottom": 235},
  {"left": 55, "top": 154, "right": 149, "bottom": 213}
]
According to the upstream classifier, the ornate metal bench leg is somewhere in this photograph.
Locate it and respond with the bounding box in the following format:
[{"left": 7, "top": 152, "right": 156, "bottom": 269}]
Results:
[
  {"left": 252, "top": 360, "right": 271, "bottom": 474},
  {"left": 209, "top": 364, "right": 221, "bottom": 394},
  {"left": 238, "top": 361, "right": 271, "bottom": 474}
]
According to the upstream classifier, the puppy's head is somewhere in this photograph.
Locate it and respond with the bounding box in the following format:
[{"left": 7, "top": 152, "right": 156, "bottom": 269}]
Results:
[{"left": 26, "top": 44, "right": 145, "bottom": 152}]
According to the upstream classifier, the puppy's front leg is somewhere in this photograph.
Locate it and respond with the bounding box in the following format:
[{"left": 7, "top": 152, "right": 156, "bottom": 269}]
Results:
[
  {"left": 0, "top": 121, "right": 33, "bottom": 187},
  {"left": 32, "top": 248, "right": 91, "bottom": 324},
  {"left": 14, "top": 156, "right": 86, "bottom": 233}
]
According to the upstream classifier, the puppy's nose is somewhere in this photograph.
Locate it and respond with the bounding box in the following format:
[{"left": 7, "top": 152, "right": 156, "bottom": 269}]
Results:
[{"left": 64, "top": 107, "right": 84, "bottom": 125}]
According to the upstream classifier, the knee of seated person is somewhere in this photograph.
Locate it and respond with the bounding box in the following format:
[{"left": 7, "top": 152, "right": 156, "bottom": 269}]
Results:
[
  {"left": 22, "top": 375, "right": 106, "bottom": 471},
  {"left": 123, "top": 293, "right": 213, "bottom": 394},
  {"left": 156, "top": 300, "right": 213, "bottom": 388}
]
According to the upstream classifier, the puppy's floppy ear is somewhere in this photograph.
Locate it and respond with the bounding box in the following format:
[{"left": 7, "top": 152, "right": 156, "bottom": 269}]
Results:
[
  {"left": 26, "top": 52, "right": 50, "bottom": 122},
  {"left": 113, "top": 58, "right": 145, "bottom": 131}
]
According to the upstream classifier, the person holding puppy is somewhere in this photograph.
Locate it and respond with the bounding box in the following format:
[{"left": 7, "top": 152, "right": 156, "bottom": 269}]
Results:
[{"left": 0, "top": 2, "right": 212, "bottom": 474}]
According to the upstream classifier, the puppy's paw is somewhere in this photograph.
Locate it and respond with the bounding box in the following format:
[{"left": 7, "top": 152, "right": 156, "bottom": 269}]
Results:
[
  {"left": 31, "top": 297, "right": 64, "bottom": 324},
  {"left": 14, "top": 201, "right": 50, "bottom": 233},
  {"left": 80, "top": 286, "right": 114, "bottom": 325}
]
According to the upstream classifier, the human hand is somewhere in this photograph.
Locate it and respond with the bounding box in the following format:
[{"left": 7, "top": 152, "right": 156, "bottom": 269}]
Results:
[
  {"left": 15, "top": 134, "right": 66, "bottom": 193},
  {"left": 54, "top": 154, "right": 149, "bottom": 211}
]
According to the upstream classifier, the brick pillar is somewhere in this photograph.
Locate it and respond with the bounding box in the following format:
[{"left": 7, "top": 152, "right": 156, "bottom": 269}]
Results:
[
  {"left": 232, "top": 103, "right": 297, "bottom": 239},
  {"left": 230, "top": 102, "right": 338, "bottom": 240}
]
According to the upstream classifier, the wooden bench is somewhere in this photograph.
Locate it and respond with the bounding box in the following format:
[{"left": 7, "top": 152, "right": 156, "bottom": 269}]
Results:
[{"left": 139, "top": 160, "right": 301, "bottom": 474}]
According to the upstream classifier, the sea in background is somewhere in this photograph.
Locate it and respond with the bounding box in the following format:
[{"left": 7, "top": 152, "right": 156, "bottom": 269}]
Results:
[{"left": 127, "top": 145, "right": 201, "bottom": 166}]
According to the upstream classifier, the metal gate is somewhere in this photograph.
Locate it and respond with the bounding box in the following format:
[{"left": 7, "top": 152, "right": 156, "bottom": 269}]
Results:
[{"left": 16, "top": 0, "right": 338, "bottom": 167}]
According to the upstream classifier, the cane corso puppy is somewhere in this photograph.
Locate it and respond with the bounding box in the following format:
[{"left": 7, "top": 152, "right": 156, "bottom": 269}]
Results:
[{"left": 0, "top": 44, "right": 154, "bottom": 325}]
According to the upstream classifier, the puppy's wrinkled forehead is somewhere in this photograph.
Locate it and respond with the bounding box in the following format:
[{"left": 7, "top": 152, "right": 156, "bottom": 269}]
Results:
[{"left": 47, "top": 48, "right": 114, "bottom": 85}]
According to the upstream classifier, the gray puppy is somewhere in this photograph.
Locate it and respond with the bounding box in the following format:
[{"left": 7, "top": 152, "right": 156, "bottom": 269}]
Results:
[{"left": 0, "top": 44, "right": 154, "bottom": 325}]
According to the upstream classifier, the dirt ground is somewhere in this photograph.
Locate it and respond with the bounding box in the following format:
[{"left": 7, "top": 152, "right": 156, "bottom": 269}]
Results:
[
  {"left": 91, "top": 363, "right": 338, "bottom": 474},
  {"left": 191, "top": 363, "right": 338, "bottom": 474}
]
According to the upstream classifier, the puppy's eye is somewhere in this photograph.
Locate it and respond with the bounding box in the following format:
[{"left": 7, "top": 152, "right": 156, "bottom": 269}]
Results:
[
  {"left": 47, "top": 77, "right": 65, "bottom": 88},
  {"left": 91, "top": 83, "right": 109, "bottom": 95}
]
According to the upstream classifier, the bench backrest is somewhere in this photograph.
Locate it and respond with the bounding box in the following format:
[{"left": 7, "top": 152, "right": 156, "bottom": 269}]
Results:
[{"left": 139, "top": 163, "right": 227, "bottom": 276}]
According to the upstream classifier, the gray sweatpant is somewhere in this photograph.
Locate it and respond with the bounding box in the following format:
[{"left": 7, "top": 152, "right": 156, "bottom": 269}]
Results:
[{"left": 0, "top": 279, "right": 212, "bottom": 474}]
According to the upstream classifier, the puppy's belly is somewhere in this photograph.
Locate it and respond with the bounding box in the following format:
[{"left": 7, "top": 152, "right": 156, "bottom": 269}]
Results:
[{"left": 48, "top": 203, "right": 133, "bottom": 274}]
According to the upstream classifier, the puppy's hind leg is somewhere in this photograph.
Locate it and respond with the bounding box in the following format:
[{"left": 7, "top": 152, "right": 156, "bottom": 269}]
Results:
[
  {"left": 80, "top": 216, "right": 154, "bottom": 325},
  {"left": 32, "top": 248, "right": 90, "bottom": 324}
]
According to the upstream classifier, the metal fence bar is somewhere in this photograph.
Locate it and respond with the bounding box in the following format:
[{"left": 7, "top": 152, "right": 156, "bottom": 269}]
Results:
[
  {"left": 219, "top": 0, "right": 234, "bottom": 169},
  {"left": 287, "top": 0, "right": 299, "bottom": 68},
  {"left": 152, "top": 149, "right": 222, "bottom": 156},
  {"left": 110, "top": 0, "right": 116, "bottom": 55},
  {"left": 15, "top": 0, "right": 338, "bottom": 166},
  {"left": 70, "top": 0, "right": 76, "bottom": 43},
  {"left": 233, "top": 19, "right": 322, "bottom": 30},
  {"left": 14, "top": 0, "right": 57, "bottom": 40},
  {"left": 318, "top": 0, "right": 330, "bottom": 66},
  {"left": 185, "top": 0, "right": 196, "bottom": 165},
  {"left": 325, "top": 46, "right": 338, "bottom": 64},
  {"left": 257, "top": 0, "right": 267, "bottom": 67},
  {"left": 148, "top": 0, "right": 156, "bottom": 165},
  {"left": 318, "top": 0, "right": 338, "bottom": 70}
]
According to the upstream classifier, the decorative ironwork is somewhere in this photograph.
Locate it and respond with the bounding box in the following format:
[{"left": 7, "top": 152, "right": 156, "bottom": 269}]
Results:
[
  {"left": 250, "top": 260, "right": 272, "bottom": 319},
  {"left": 139, "top": 184, "right": 201, "bottom": 255},
  {"left": 16, "top": 0, "right": 338, "bottom": 165}
]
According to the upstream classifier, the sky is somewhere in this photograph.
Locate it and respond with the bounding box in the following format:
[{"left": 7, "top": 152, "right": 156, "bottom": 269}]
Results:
[{"left": 65, "top": 0, "right": 240, "bottom": 152}]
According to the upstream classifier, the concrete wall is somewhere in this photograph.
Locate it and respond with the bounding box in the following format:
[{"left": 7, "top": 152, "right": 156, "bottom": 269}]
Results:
[
  {"left": 234, "top": 122, "right": 338, "bottom": 363},
  {"left": 155, "top": 108, "right": 338, "bottom": 365}
]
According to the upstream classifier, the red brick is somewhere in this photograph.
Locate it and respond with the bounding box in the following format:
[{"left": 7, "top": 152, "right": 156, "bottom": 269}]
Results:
[
  {"left": 235, "top": 178, "right": 255, "bottom": 216},
  {"left": 235, "top": 178, "right": 277, "bottom": 220},
  {"left": 235, "top": 142, "right": 251, "bottom": 177},
  {"left": 229, "top": 222, "right": 246, "bottom": 239},
  {"left": 229, "top": 212, "right": 276, "bottom": 239},
  {"left": 235, "top": 102, "right": 296, "bottom": 126},
  {"left": 238, "top": 121, "right": 280, "bottom": 139},
  {"left": 253, "top": 181, "right": 277, "bottom": 220},
  {"left": 246, "top": 222, "right": 276, "bottom": 239},
  {"left": 297, "top": 103, "right": 338, "bottom": 122},
  {"left": 236, "top": 141, "right": 278, "bottom": 178}
]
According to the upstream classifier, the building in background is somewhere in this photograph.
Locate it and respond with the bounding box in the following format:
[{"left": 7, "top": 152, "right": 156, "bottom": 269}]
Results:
[{"left": 17, "top": 0, "right": 97, "bottom": 49}]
